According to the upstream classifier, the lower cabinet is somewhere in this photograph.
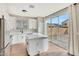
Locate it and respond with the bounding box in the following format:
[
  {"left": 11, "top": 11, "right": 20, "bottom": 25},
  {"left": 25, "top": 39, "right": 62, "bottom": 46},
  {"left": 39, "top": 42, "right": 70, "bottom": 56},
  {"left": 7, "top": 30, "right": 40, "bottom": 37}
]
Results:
[{"left": 26, "top": 38, "right": 48, "bottom": 56}]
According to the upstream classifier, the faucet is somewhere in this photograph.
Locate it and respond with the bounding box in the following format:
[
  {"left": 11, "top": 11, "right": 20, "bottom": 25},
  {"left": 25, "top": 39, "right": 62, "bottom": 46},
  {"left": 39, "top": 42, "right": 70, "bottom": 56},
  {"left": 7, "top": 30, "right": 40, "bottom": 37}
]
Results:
[{"left": 20, "top": 29, "right": 23, "bottom": 33}]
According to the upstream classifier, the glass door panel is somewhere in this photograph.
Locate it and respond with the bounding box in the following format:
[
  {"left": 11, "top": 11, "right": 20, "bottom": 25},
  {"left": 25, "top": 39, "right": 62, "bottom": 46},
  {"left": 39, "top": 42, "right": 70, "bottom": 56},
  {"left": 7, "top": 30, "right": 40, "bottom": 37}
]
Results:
[
  {"left": 59, "top": 13, "right": 69, "bottom": 49},
  {"left": 51, "top": 17, "right": 59, "bottom": 40},
  {"left": 46, "top": 19, "right": 52, "bottom": 39}
]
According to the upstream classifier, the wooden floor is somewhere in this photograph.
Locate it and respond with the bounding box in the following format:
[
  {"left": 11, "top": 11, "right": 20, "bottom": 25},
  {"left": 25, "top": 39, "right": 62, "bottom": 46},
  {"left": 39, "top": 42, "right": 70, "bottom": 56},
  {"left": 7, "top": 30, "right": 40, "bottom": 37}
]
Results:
[
  {"left": 5, "top": 42, "right": 68, "bottom": 56},
  {"left": 40, "top": 42, "right": 68, "bottom": 56}
]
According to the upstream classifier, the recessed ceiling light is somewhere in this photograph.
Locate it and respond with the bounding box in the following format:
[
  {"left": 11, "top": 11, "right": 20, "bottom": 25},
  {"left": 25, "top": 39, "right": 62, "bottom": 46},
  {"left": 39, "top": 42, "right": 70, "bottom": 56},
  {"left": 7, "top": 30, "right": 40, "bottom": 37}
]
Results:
[
  {"left": 22, "top": 10, "right": 28, "bottom": 12},
  {"left": 29, "top": 5, "right": 35, "bottom": 8}
]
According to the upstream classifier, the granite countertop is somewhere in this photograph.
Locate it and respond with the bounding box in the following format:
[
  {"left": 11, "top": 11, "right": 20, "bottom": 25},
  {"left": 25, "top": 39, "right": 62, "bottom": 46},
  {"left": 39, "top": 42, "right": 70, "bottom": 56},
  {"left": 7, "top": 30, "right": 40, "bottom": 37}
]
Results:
[{"left": 26, "top": 33, "right": 48, "bottom": 40}]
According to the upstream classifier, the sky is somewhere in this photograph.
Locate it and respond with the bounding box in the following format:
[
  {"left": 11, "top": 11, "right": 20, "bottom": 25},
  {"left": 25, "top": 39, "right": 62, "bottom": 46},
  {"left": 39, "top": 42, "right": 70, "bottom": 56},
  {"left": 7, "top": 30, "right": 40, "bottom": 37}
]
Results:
[{"left": 46, "top": 13, "right": 69, "bottom": 25}]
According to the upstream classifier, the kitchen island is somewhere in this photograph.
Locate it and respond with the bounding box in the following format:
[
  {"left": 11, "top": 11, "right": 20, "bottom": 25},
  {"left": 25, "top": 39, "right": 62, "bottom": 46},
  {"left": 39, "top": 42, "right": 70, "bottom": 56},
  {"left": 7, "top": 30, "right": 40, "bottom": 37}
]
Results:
[{"left": 25, "top": 33, "right": 48, "bottom": 56}]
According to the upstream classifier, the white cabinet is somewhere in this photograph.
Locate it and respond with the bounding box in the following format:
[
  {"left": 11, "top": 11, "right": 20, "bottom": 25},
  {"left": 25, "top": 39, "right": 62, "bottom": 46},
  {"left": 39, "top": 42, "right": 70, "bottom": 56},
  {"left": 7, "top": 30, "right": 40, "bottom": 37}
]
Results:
[{"left": 11, "top": 32, "right": 25, "bottom": 44}]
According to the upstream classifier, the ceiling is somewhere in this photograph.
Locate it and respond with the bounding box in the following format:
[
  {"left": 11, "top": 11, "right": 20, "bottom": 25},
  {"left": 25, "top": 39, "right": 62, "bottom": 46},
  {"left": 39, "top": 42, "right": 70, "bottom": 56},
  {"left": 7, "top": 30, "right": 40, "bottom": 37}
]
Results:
[{"left": 7, "top": 3, "right": 72, "bottom": 17}]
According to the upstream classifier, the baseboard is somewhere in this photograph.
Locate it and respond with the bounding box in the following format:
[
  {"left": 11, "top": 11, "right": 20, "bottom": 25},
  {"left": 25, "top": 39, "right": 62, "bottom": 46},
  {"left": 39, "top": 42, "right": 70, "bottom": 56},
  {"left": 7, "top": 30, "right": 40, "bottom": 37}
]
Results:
[{"left": 67, "top": 52, "right": 74, "bottom": 56}]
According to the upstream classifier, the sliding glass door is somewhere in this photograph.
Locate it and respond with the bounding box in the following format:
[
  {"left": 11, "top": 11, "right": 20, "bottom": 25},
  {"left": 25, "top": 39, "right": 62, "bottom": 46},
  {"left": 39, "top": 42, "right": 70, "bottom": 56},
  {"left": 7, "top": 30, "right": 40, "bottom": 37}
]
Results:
[{"left": 45, "top": 10, "right": 70, "bottom": 49}]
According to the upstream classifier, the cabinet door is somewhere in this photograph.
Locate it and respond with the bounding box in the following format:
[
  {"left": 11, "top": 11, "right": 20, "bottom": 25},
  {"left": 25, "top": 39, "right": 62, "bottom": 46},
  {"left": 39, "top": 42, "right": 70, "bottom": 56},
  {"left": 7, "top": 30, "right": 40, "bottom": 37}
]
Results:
[{"left": 26, "top": 39, "right": 40, "bottom": 55}]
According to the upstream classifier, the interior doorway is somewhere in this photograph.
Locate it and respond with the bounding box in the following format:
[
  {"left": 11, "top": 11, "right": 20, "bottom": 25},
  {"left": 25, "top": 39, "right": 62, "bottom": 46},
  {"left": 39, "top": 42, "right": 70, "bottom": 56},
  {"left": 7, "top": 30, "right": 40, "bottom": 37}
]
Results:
[{"left": 0, "top": 16, "right": 5, "bottom": 56}]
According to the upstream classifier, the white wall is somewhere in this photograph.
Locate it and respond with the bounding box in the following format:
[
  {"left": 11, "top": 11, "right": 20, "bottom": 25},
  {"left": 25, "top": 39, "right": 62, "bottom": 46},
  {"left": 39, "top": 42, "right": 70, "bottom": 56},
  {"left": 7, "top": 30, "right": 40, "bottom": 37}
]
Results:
[
  {"left": 0, "top": 4, "right": 16, "bottom": 31},
  {"left": 5, "top": 16, "right": 16, "bottom": 31},
  {"left": 37, "top": 17, "right": 44, "bottom": 34},
  {"left": 44, "top": 17, "right": 50, "bottom": 35},
  {"left": 0, "top": 4, "right": 7, "bottom": 18},
  {"left": 0, "top": 4, "right": 10, "bottom": 31}
]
